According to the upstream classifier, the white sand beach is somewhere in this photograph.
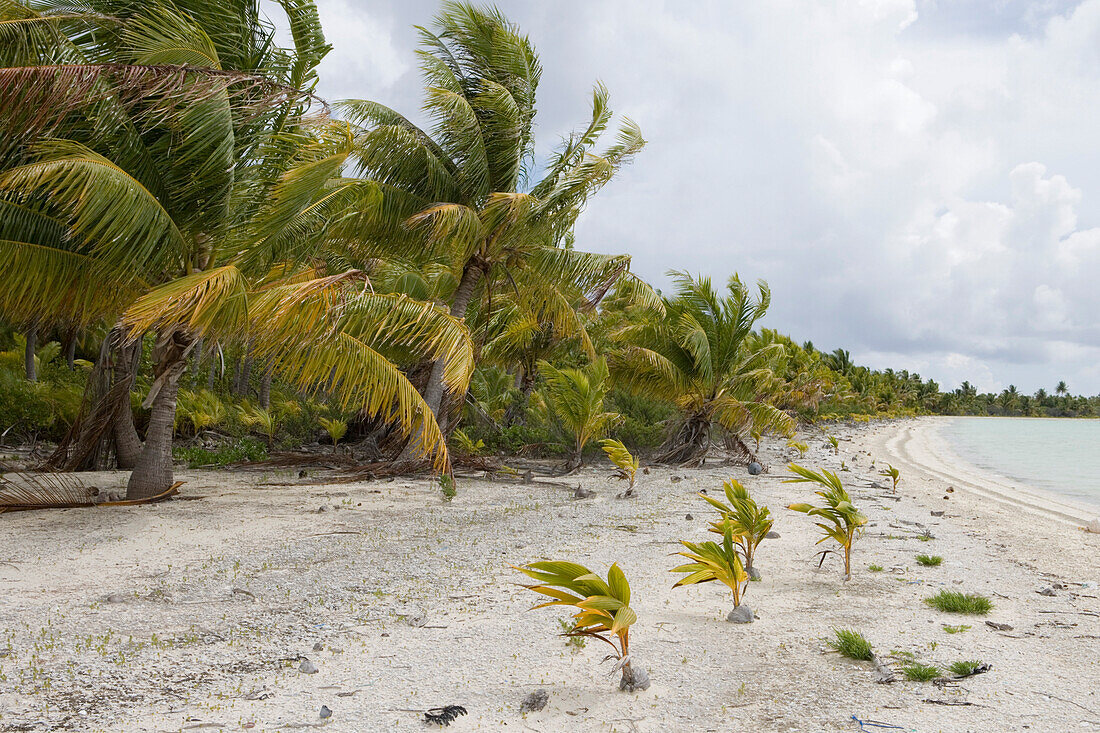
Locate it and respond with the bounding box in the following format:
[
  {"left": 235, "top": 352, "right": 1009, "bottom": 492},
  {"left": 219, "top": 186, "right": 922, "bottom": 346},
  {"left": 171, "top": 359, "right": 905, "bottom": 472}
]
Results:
[{"left": 2, "top": 418, "right": 1099, "bottom": 732}]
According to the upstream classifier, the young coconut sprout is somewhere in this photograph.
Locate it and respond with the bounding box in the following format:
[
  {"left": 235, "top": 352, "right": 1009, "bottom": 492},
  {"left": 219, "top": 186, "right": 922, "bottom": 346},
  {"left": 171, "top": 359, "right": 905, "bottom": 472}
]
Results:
[
  {"left": 515, "top": 561, "right": 648, "bottom": 691},
  {"left": 600, "top": 438, "right": 639, "bottom": 498},
  {"left": 318, "top": 417, "right": 348, "bottom": 454},
  {"left": 879, "top": 464, "right": 901, "bottom": 493},
  {"left": 785, "top": 464, "right": 867, "bottom": 580},
  {"left": 826, "top": 435, "right": 839, "bottom": 455},
  {"left": 699, "top": 479, "right": 773, "bottom": 576},
  {"left": 671, "top": 524, "right": 752, "bottom": 623},
  {"left": 787, "top": 439, "right": 809, "bottom": 458}
]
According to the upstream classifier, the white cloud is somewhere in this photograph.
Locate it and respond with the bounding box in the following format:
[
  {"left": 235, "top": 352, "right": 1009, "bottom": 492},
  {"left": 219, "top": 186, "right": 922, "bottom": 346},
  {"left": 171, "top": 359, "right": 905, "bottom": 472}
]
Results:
[{"left": 305, "top": 0, "right": 1100, "bottom": 393}]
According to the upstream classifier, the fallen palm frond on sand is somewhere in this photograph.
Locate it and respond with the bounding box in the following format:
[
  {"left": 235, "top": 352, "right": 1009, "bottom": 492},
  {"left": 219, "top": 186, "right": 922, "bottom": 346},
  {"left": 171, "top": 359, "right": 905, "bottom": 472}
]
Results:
[{"left": 0, "top": 467, "right": 181, "bottom": 512}]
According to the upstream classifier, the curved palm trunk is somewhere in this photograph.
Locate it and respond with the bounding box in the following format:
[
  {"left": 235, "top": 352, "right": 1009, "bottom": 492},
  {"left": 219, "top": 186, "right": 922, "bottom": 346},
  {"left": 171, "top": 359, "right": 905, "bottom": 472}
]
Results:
[
  {"left": 397, "top": 264, "right": 482, "bottom": 462},
  {"left": 47, "top": 327, "right": 141, "bottom": 471},
  {"left": 113, "top": 340, "right": 143, "bottom": 469},
  {"left": 126, "top": 330, "right": 193, "bottom": 499},
  {"left": 423, "top": 263, "right": 482, "bottom": 430}
]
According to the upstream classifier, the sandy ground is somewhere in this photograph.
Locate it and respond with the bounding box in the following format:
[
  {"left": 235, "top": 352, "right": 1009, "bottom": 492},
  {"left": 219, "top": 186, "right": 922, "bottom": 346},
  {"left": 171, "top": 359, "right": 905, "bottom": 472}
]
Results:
[{"left": 2, "top": 418, "right": 1099, "bottom": 732}]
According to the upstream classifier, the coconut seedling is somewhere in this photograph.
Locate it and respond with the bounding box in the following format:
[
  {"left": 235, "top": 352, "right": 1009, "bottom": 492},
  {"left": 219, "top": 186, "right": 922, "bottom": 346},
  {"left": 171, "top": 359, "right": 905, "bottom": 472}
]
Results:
[
  {"left": 785, "top": 464, "right": 867, "bottom": 580},
  {"left": 671, "top": 523, "right": 751, "bottom": 622},
  {"left": 600, "top": 438, "right": 639, "bottom": 498},
  {"left": 826, "top": 435, "right": 839, "bottom": 455},
  {"left": 515, "top": 561, "right": 648, "bottom": 691},
  {"left": 318, "top": 417, "right": 348, "bottom": 454},
  {"left": 700, "top": 479, "right": 773, "bottom": 575},
  {"left": 787, "top": 439, "right": 809, "bottom": 458},
  {"left": 879, "top": 464, "right": 901, "bottom": 493}
]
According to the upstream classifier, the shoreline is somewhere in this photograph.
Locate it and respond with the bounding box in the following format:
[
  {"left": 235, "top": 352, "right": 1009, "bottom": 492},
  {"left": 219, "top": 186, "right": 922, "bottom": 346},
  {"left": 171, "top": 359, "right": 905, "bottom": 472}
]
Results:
[{"left": 872, "top": 416, "right": 1100, "bottom": 528}]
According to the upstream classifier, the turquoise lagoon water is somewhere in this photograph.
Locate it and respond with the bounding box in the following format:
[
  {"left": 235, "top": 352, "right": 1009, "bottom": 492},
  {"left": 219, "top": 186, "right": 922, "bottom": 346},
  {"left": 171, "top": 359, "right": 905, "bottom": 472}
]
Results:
[{"left": 938, "top": 417, "right": 1100, "bottom": 510}]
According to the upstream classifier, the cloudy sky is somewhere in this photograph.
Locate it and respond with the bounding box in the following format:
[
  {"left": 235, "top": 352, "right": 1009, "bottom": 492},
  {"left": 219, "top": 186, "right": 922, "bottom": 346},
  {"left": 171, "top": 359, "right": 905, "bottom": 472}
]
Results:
[{"left": 291, "top": 0, "right": 1100, "bottom": 395}]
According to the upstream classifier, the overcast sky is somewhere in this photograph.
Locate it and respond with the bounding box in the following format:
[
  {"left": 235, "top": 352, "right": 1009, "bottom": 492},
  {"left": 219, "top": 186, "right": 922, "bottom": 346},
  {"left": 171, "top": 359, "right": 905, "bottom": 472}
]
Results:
[{"left": 291, "top": 0, "right": 1100, "bottom": 395}]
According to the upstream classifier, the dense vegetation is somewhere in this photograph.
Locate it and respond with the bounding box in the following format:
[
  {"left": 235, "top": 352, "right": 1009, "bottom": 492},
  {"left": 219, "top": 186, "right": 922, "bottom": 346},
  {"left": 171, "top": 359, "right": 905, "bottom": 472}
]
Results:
[{"left": 1, "top": 0, "right": 1096, "bottom": 496}]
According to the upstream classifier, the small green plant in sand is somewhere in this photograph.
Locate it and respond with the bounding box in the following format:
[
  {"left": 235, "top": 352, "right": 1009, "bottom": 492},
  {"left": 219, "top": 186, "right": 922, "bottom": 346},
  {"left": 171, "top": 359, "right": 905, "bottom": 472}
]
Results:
[
  {"left": 948, "top": 659, "right": 987, "bottom": 677},
  {"left": 787, "top": 439, "right": 809, "bottom": 457},
  {"left": 868, "top": 564, "right": 884, "bottom": 572},
  {"left": 879, "top": 464, "right": 901, "bottom": 493},
  {"left": 671, "top": 523, "right": 749, "bottom": 611},
  {"left": 840, "top": 460, "right": 849, "bottom": 471},
  {"left": 827, "top": 629, "right": 873, "bottom": 661},
  {"left": 700, "top": 479, "right": 773, "bottom": 573},
  {"left": 600, "top": 438, "right": 639, "bottom": 498},
  {"left": 924, "top": 590, "right": 992, "bottom": 615},
  {"left": 916, "top": 554, "right": 943, "bottom": 567},
  {"left": 942, "top": 624, "right": 971, "bottom": 634},
  {"left": 558, "top": 618, "right": 586, "bottom": 650},
  {"left": 901, "top": 662, "right": 941, "bottom": 682},
  {"left": 826, "top": 435, "right": 839, "bottom": 454},
  {"left": 515, "top": 561, "right": 646, "bottom": 691},
  {"left": 318, "top": 417, "right": 348, "bottom": 454},
  {"left": 785, "top": 464, "right": 867, "bottom": 580},
  {"left": 439, "top": 474, "right": 457, "bottom": 502}
]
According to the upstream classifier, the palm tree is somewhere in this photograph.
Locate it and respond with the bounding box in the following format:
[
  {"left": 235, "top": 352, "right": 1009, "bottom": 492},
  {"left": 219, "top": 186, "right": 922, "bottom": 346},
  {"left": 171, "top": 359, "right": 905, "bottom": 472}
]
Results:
[
  {"left": 609, "top": 271, "right": 794, "bottom": 466},
  {"left": 0, "top": 1, "right": 474, "bottom": 497},
  {"left": 330, "top": 1, "right": 653, "bottom": 442},
  {"left": 539, "top": 357, "right": 618, "bottom": 471}
]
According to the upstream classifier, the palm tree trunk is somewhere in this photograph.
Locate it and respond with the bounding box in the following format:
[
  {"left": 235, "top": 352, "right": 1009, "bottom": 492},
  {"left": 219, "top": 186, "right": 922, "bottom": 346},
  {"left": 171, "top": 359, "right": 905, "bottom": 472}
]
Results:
[
  {"left": 126, "top": 330, "right": 192, "bottom": 499},
  {"left": 423, "top": 263, "right": 482, "bottom": 431},
  {"left": 235, "top": 347, "right": 252, "bottom": 396},
  {"left": 396, "top": 264, "right": 481, "bottom": 463},
  {"left": 63, "top": 328, "right": 77, "bottom": 369},
  {"left": 113, "top": 339, "right": 143, "bottom": 469},
  {"left": 24, "top": 328, "right": 36, "bottom": 382},
  {"left": 206, "top": 344, "right": 218, "bottom": 391},
  {"left": 259, "top": 363, "right": 273, "bottom": 409}
]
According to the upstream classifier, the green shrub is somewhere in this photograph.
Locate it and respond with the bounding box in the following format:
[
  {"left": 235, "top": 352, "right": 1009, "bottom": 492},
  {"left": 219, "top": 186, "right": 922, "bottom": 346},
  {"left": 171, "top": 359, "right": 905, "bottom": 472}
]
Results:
[
  {"left": 901, "top": 662, "right": 941, "bottom": 681},
  {"left": 827, "top": 629, "right": 873, "bottom": 661},
  {"left": 948, "top": 659, "right": 985, "bottom": 677},
  {"left": 924, "top": 590, "right": 992, "bottom": 615},
  {"left": 173, "top": 438, "right": 268, "bottom": 468},
  {"left": 916, "top": 554, "right": 943, "bottom": 567}
]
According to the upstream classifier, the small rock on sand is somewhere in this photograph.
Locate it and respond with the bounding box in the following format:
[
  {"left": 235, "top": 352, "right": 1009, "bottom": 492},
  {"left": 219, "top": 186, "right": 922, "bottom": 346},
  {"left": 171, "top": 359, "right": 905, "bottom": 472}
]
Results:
[
  {"left": 520, "top": 689, "right": 549, "bottom": 712},
  {"left": 747, "top": 462, "right": 762, "bottom": 475},
  {"left": 727, "top": 606, "right": 754, "bottom": 624},
  {"left": 766, "top": 530, "right": 780, "bottom": 539},
  {"left": 299, "top": 659, "right": 318, "bottom": 674},
  {"left": 319, "top": 705, "right": 331, "bottom": 719},
  {"left": 747, "top": 566, "right": 761, "bottom": 581},
  {"left": 106, "top": 594, "right": 125, "bottom": 604}
]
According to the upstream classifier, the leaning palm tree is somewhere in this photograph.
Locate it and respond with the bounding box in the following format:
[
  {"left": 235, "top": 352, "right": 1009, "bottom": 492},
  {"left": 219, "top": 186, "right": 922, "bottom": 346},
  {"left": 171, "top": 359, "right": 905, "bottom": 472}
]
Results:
[
  {"left": 0, "top": 1, "right": 474, "bottom": 498},
  {"left": 330, "top": 1, "right": 656, "bottom": 442},
  {"left": 609, "top": 271, "right": 795, "bottom": 466}
]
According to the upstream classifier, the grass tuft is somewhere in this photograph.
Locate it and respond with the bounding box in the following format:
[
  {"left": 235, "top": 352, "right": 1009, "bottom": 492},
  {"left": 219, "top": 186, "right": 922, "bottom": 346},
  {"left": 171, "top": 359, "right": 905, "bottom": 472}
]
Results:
[
  {"left": 942, "top": 624, "right": 971, "bottom": 634},
  {"left": 827, "top": 628, "right": 873, "bottom": 661},
  {"left": 901, "top": 662, "right": 941, "bottom": 681},
  {"left": 915, "top": 554, "right": 943, "bottom": 566},
  {"left": 868, "top": 564, "right": 884, "bottom": 572},
  {"left": 924, "top": 589, "right": 992, "bottom": 615},
  {"left": 948, "top": 659, "right": 985, "bottom": 677}
]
